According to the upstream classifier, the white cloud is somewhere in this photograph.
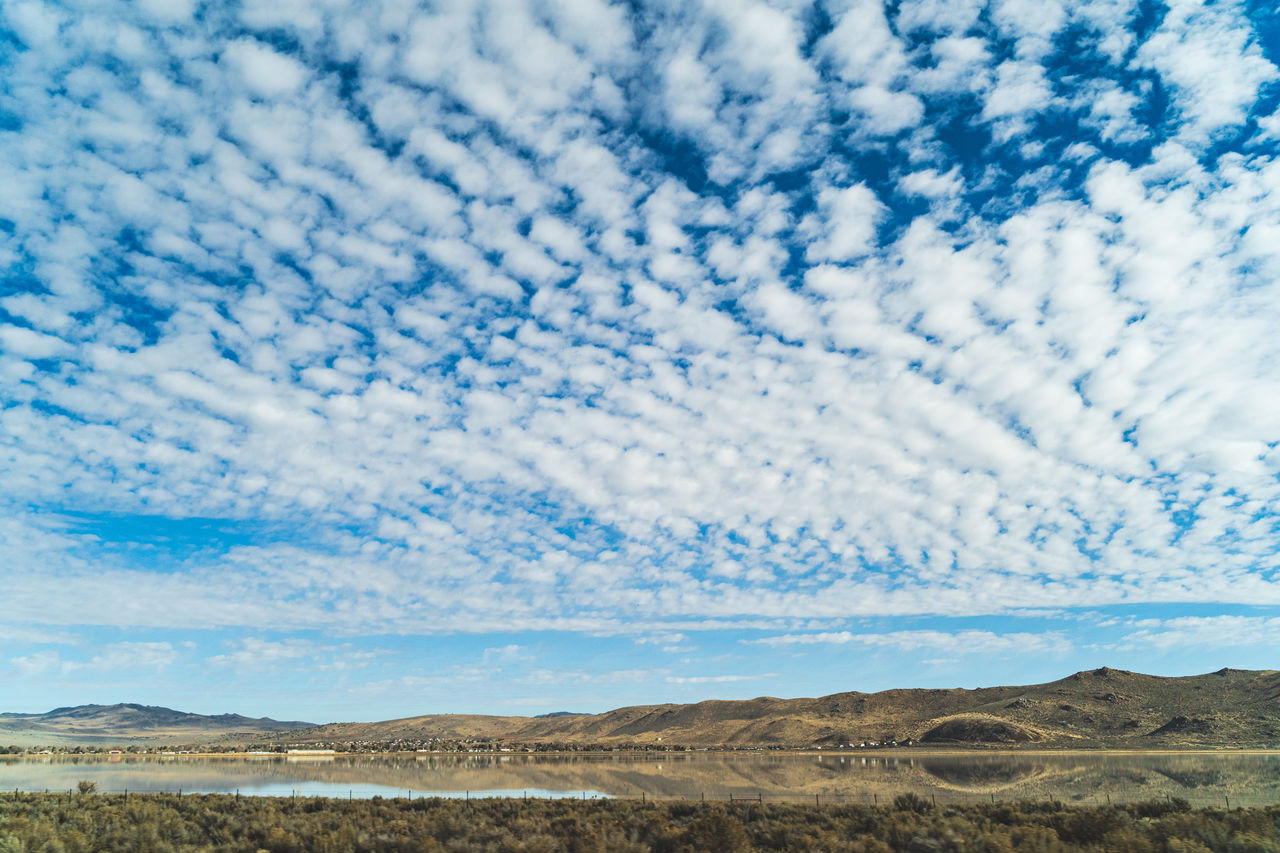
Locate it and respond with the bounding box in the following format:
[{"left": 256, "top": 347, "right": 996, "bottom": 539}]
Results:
[
  {"left": 749, "top": 630, "right": 1072, "bottom": 656},
  {"left": 665, "top": 673, "right": 778, "bottom": 684},
  {"left": 635, "top": 633, "right": 687, "bottom": 646},
  {"left": 821, "top": 0, "right": 923, "bottom": 135},
  {"left": 0, "top": 325, "right": 70, "bottom": 359},
  {"left": 221, "top": 39, "right": 309, "bottom": 98},
  {"left": 1079, "top": 82, "right": 1145, "bottom": 144},
  {"left": 900, "top": 168, "right": 963, "bottom": 199},
  {"left": 10, "top": 642, "right": 177, "bottom": 675},
  {"left": 805, "top": 184, "right": 885, "bottom": 261},
  {"left": 1116, "top": 616, "right": 1280, "bottom": 650},
  {"left": 990, "top": 0, "right": 1067, "bottom": 61},
  {"left": 0, "top": 625, "right": 75, "bottom": 644},
  {"left": 2, "top": 1, "right": 64, "bottom": 49},
  {"left": 0, "top": 0, "right": 1277, "bottom": 657},
  {"left": 982, "top": 60, "right": 1053, "bottom": 136},
  {"left": 11, "top": 650, "right": 62, "bottom": 676},
  {"left": 482, "top": 644, "right": 533, "bottom": 664},
  {"left": 207, "top": 638, "right": 320, "bottom": 668},
  {"left": 1136, "top": 0, "right": 1278, "bottom": 144},
  {"left": 87, "top": 642, "right": 178, "bottom": 671}
]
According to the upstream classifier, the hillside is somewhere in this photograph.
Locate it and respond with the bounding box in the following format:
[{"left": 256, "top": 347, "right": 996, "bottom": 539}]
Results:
[
  {"left": 265, "top": 668, "right": 1280, "bottom": 750},
  {"left": 0, "top": 704, "right": 315, "bottom": 747}
]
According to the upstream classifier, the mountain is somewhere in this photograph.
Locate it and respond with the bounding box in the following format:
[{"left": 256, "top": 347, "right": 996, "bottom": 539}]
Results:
[
  {"left": 10, "top": 669, "right": 1280, "bottom": 750},
  {"left": 0, "top": 703, "right": 315, "bottom": 746},
  {"left": 264, "top": 668, "right": 1280, "bottom": 750}
]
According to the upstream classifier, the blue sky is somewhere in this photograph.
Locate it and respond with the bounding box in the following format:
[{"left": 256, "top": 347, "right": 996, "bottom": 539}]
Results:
[{"left": 1, "top": 0, "right": 1279, "bottom": 722}]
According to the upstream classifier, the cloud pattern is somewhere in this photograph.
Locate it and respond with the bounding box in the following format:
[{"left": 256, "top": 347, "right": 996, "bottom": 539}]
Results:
[{"left": 1, "top": 0, "right": 1279, "bottom": 711}]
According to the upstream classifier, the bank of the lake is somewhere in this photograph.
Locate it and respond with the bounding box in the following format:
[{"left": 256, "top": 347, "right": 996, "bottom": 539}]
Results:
[{"left": 5, "top": 750, "right": 1280, "bottom": 807}]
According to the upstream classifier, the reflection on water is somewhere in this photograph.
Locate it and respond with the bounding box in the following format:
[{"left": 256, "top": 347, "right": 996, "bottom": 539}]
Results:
[
  {"left": 2, "top": 752, "right": 1278, "bottom": 804},
  {"left": 916, "top": 758, "right": 1046, "bottom": 787}
]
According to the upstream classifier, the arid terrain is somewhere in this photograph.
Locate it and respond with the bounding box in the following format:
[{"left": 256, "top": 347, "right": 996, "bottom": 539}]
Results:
[
  {"left": 0, "top": 704, "right": 314, "bottom": 747},
  {"left": 7, "top": 668, "right": 1280, "bottom": 750},
  {"left": 259, "top": 667, "right": 1280, "bottom": 750}
]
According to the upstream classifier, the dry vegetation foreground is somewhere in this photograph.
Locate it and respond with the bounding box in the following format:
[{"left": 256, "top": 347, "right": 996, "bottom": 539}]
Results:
[{"left": 3, "top": 792, "right": 1280, "bottom": 852}]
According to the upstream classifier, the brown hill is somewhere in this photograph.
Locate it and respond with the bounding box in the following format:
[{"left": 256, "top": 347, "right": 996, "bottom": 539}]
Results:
[
  {"left": 260, "top": 667, "right": 1280, "bottom": 751},
  {"left": 0, "top": 704, "right": 314, "bottom": 747}
]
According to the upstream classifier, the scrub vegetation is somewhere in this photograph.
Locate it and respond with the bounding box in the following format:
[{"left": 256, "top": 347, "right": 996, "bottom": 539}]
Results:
[{"left": 3, "top": 792, "right": 1279, "bottom": 852}]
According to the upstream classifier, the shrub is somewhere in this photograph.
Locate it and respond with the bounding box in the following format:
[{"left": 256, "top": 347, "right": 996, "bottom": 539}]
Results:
[{"left": 893, "top": 793, "right": 934, "bottom": 814}]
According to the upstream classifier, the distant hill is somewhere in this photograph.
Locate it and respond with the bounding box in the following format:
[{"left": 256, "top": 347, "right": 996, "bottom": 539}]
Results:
[
  {"left": 265, "top": 668, "right": 1280, "bottom": 750},
  {"left": 0, "top": 703, "right": 315, "bottom": 747}
]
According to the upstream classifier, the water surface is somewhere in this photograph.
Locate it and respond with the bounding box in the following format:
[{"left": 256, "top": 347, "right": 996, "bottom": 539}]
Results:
[{"left": 3, "top": 752, "right": 1278, "bottom": 805}]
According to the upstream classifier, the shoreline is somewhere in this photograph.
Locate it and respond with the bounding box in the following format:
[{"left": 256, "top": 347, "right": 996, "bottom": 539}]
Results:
[{"left": 8, "top": 746, "right": 1280, "bottom": 758}]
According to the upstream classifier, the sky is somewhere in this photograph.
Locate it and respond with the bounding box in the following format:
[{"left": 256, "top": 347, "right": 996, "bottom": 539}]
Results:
[{"left": 1, "top": 0, "right": 1279, "bottom": 723}]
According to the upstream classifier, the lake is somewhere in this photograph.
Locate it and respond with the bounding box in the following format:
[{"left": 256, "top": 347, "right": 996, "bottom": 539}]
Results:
[{"left": 3, "top": 752, "right": 1279, "bottom": 806}]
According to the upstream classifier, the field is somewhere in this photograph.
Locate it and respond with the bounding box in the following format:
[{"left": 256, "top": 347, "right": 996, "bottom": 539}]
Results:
[{"left": 3, "top": 792, "right": 1279, "bottom": 852}]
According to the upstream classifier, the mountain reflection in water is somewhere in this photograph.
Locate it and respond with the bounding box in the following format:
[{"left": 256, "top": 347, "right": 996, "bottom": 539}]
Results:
[
  {"left": 917, "top": 759, "right": 1047, "bottom": 788},
  {"left": 2, "top": 752, "right": 1278, "bottom": 805}
]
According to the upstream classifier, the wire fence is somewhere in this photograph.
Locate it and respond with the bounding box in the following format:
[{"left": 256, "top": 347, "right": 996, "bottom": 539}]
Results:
[{"left": 6, "top": 787, "right": 1279, "bottom": 809}]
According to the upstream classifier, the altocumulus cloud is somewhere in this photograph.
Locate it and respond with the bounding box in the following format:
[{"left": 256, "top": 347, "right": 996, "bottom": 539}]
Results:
[
  {"left": 748, "top": 630, "right": 1072, "bottom": 656},
  {"left": 1, "top": 0, "right": 1279, "bottom": 712}
]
